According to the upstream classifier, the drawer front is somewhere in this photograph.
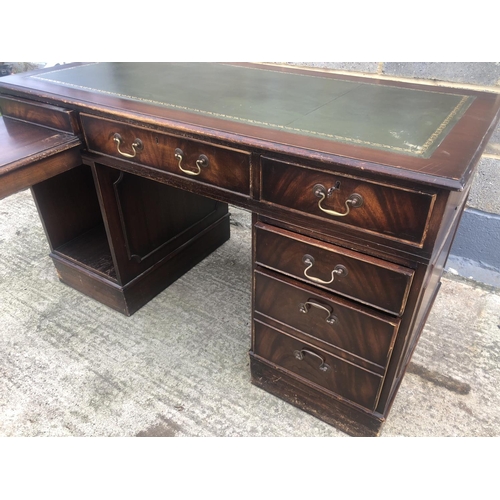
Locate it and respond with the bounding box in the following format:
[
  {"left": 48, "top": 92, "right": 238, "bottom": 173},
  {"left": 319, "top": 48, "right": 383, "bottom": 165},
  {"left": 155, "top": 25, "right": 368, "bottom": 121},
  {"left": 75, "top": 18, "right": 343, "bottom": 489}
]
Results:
[
  {"left": 261, "top": 157, "right": 435, "bottom": 247},
  {"left": 253, "top": 321, "right": 382, "bottom": 410},
  {"left": 255, "top": 223, "right": 414, "bottom": 316},
  {"left": 254, "top": 270, "right": 399, "bottom": 368},
  {"left": 81, "top": 114, "right": 251, "bottom": 195}
]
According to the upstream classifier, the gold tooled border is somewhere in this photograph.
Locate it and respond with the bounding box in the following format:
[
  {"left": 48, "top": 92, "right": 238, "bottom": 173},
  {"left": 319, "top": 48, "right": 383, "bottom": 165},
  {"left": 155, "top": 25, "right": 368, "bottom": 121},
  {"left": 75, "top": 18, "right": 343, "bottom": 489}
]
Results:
[{"left": 32, "top": 63, "right": 471, "bottom": 156}]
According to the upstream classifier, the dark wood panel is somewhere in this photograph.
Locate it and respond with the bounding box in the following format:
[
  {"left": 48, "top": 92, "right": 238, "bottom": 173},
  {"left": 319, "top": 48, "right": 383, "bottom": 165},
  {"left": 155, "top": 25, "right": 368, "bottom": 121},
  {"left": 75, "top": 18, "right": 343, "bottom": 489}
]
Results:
[
  {"left": 81, "top": 114, "right": 251, "bottom": 195},
  {"left": 377, "top": 212, "right": 465, "bottom": 415},
  {"left": 51, "top": 254, "right": 127, "bottom": 314},
  {"left": 254, "top": 269, "right": 400, "bottom": 369},
  {"left": 51, "top": 213, "right": 230, "bottom": 316},
  {"left": 31, "top": 164, "right": 103, "bottom": 251},
  {"left": 0, "top": 116, "right": 81, "bottom": 200},
  {"left": 0, "top": 147, "right": 81, "bottom": 201},
  {"left": 0, "top": 95, "right": 79, "bottom": 133},
  {"left": 250, "top": 355, "right": 384, "bottom": 437},
  {"left": 91, "top": 163, "right": 228, "bottom": 285},
  {"left": 261, "top": 157, "right": 436, "bottom": 246},
  {"left": 0, "top": 117, "right": 79, "bottom": 171},
  {"left": 122, "top": 213, "right": 230, "bottom": 315},
  {"left": 253, "top": 320, "right": 383, "bottom": 411},
  {"left": 53, "top": 225, "right": 116, "bottom": 280},
  {"left": 255, "top": 222, "right": 414, "bottom": 316}
]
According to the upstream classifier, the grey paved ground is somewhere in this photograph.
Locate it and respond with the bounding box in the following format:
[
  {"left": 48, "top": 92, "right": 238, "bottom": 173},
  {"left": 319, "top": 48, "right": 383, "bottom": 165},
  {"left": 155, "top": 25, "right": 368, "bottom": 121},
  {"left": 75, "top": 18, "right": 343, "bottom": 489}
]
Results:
[{"left": 1, "top": 190, "right": 499, "bottom": 437}]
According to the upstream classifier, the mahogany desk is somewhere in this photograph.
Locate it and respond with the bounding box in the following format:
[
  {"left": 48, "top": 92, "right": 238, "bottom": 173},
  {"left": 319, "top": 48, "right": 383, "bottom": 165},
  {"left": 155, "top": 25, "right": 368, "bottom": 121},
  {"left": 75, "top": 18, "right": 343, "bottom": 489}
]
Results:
[{"left": 1, "top": 63, "right": 499, "bottom": 436}]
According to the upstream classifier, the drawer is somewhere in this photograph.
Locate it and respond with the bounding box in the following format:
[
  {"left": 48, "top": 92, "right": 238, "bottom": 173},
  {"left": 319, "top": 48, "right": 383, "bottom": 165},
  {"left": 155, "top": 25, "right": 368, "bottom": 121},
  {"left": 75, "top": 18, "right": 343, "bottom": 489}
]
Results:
[
  {"left": 81, "top": 114, "right": 251, "bottom": 195},
  {"left": 261, "top": 157, "right": 436, "bottom": 247},
  {"left": 254, "top": 269, "right": 399, "bottom": 368},
  {"left": 255, "top": 223, "right": 414, "bottom": 316},
  {"left": 253, "top": 321, "right": 383, "bottom": 411}
]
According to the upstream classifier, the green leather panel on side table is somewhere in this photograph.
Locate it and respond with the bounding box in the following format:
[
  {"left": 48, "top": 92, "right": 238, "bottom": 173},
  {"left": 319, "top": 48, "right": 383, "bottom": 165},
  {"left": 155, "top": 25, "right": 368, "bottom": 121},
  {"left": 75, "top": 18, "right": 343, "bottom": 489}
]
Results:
[{"left": 31, "top": 62, "right": 473, "bottom": 158}]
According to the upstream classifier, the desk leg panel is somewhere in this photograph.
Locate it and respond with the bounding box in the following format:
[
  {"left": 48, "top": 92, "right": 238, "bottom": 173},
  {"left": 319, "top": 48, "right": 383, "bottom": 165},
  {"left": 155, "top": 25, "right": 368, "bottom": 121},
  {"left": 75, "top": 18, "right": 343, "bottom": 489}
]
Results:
[
  {"left": 51, "top": 253, "right": 129, "bottom": 314},
  {"left": 250, "top": 355, "right": 384, "bottom": 437},
  {"left": 51, "top": 213, "right": 230, "bottom": 316}
]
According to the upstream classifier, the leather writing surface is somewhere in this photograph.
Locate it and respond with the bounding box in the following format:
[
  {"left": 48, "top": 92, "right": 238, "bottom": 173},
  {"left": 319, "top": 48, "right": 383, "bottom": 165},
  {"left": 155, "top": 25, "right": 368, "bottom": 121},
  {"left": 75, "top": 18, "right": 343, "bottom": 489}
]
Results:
[{"left": 32, "top": 62, "right": 473, "bottom": 158}]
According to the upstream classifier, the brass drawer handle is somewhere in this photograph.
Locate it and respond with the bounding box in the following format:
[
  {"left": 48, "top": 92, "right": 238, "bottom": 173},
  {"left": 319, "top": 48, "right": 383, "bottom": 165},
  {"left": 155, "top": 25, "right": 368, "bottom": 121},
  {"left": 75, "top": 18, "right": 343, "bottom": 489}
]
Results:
[
  {"left": 299, "top": 299, "right": 338, "bottom": 325},
  {"left": 313, "top": 183, "right": 363, "bottom": 217},
  {"left": 293, "top": 349, "right": 330, "bottom": 372},
  {"left": 302, "top": 254, "right": 348, "bottom": 285},
  {"left": 175, "top": 148, "right": 209, "bottom": 176},
  {"left": 113, "top": 133, "right": 143, "bottom": 158}
]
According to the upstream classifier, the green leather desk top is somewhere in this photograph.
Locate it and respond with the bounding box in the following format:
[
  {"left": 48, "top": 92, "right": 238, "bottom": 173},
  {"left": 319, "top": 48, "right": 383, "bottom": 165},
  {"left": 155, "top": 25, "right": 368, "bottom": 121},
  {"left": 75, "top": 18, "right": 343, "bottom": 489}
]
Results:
[{"left": 30, "top": 62, "right": 473, "bottom": 159}]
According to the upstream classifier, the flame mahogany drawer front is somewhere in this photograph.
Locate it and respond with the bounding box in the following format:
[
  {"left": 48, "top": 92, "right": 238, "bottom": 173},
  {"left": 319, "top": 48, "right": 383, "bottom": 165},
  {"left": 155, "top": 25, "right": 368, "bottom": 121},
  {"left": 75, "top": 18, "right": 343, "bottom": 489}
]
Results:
[
  {"left": 253, "top": 321, "right": 383, "bottom": 411},
  {"left": 80, "top": 114, "right": 251, "bottom": 195},
  {"left": 254, "top": 269, "right": 400, "bottom": 370},
  {"left": 255, "top": 222, "right": 414, "bottom": 316},
  {"left": 261, "top": 157, "right": 436, "bottom": 247}
]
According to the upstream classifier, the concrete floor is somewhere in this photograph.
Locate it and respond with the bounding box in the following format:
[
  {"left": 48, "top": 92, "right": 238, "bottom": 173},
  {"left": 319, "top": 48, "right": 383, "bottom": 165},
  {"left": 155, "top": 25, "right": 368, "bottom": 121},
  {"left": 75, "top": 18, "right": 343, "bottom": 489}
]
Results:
[{"left": 1, "top": 189, "right": 499, "bottom": 437}]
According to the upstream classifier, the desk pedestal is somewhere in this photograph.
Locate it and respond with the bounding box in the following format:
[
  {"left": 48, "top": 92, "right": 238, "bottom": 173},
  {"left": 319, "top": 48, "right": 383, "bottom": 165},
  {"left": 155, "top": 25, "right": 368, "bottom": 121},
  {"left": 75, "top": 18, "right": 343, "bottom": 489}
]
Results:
[{"left": 31, "top": 162, "right": 230, "bottom": 316}]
